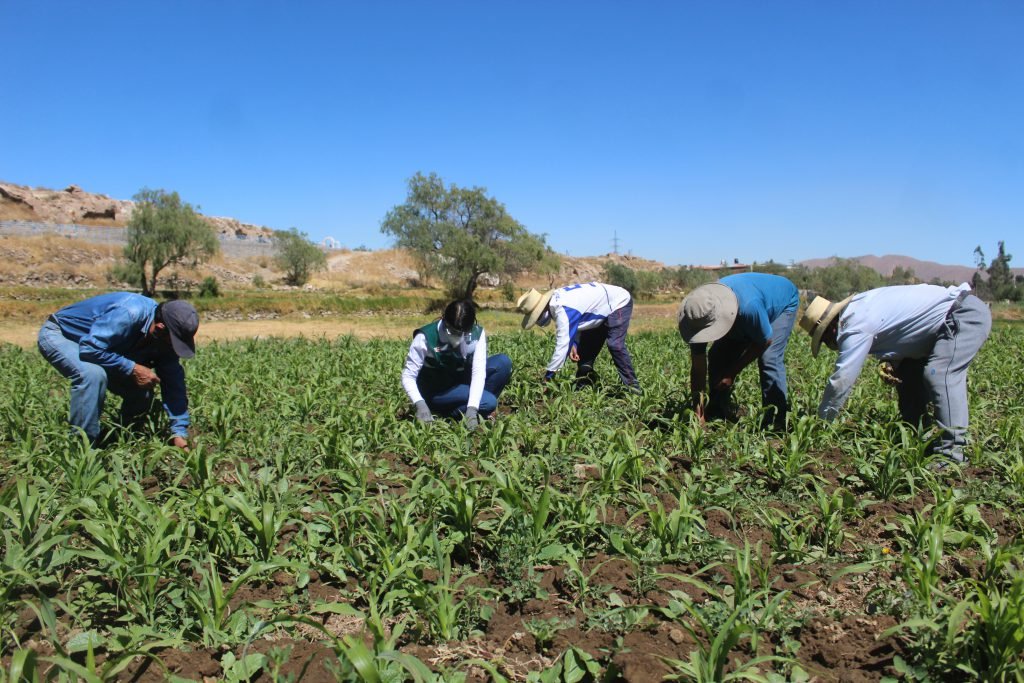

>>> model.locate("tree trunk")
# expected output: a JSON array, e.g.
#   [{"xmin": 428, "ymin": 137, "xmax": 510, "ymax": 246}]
[{"xmin": 463, "ymin": 271, "xmax": 481, "ymax": 300}]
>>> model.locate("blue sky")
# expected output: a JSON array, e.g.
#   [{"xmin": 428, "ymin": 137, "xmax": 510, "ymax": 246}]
[{"xmin": 2, "ymin": 1, "xmax": 1021, "ymax": 267}]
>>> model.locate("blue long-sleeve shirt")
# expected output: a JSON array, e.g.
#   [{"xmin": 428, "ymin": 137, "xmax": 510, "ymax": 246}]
[{"xmin": 50, "ymin": 292, "xmax": 190, "ymax": 436}]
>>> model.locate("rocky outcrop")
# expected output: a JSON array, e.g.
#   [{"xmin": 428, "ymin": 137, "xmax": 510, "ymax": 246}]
[
  {"xmin": 0, "ymin": 181, "xmax": 274, "ymax": 239},
  {"xmin": 0, "ymin": 182, "xmax": 134, "ymax": 225}
]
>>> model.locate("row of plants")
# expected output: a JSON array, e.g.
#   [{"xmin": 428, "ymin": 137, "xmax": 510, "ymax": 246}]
[{"xmin": 1, "ymin": 326, "xmax": 1022, "ymax": 680}]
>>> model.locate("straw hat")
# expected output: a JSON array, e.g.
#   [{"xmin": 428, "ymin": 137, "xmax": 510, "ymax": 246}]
[
  {"xmin": 799, "ymin": 295, "xmax": 854, "ymax": 357},
  {"xmin": 677, "ymin": 283, "xmax": 739, "ymax": 343},
  {"xmin": 516, "ymin": 288, "xmax": 555, "ymax": 329}
]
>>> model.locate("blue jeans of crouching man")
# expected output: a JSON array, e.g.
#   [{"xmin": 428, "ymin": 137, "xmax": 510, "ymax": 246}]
[
  {"xmin": 37, "ymin": 319, "xmax": 157, "ymax": 443},
  {"xmin": 708, "ymin": 307, "xmax": 796, "ymax": 429},
  {"xmin": 419, "ymin": 354, "xmax": 513, "ymax": 418},
  {"xmin": 892, "ymin": 294, "xmax": 991, "ymax": 462},
  {"xmin": 575, "ymin": 301, "xmax": 639, "ymax": 387}
]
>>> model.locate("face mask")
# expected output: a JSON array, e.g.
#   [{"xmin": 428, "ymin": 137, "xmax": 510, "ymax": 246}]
[
  {"xmin": 537, "ymin": 311, "xmax": 552, "ymax": 327},
  {"xmin": 440, "ymin": 322, "xmax": 469, "ymax": 346}
]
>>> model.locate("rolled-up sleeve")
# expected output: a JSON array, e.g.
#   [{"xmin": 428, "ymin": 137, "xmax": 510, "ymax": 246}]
[
  {"xmin": 818, "ymin": 330, "xmax": 874, "ymax": 420},
  {"xmin": 79, "ymin": 307, "xmax": 139, "ymax": 376},
  {"xmin": 155, "ymin": 357, "xmax": 190, "ymax": 437}
]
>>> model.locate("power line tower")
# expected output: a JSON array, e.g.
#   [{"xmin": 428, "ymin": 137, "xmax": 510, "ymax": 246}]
[{"xmin": 611, "ymin": 230, "xmax": 621, "ymax": 255}]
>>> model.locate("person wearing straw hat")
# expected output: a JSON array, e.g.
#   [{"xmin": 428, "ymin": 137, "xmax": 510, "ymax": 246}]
[
  {"xmin": 800, "ymin": 282, "xmax": 991, "ymax": 465},
  {"xmin": 37, "ymin": 292, "xmax": 199, "ymax": 448},
  {"xmin": 678, "ymin": 273, "xmax": 799, "ymax": 429},
  {"xmin": 517, "ymin": 282, "xmax": 641, "ymax": 392},
  {"xmin": 402, "ymin": 299, "xmax": 512, "ymax": 430}
]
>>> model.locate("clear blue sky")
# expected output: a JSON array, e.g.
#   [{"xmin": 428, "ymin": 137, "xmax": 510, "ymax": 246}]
[{"xmin": 3, "ymin": 1, "xmax": 1021, "ymax": 267}]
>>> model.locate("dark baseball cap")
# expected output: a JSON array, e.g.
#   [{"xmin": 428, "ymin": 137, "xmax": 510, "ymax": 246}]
[{"xmin": 161, "ymin": 300, "xmax": 199, "ymax": 358}]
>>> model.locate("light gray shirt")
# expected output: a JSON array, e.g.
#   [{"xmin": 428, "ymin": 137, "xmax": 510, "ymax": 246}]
[{"xmin": 819, "ymin": 283, "xmax": 971, "ymax": 420}]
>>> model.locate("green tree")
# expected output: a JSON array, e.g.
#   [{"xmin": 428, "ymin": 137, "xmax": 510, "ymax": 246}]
[
  {"xmin": 975, "ymin": 241, "xmax": 1022, "ymax": 302},
  {"xmin": 380, "ymin": 172, "xmax": 559, "ymax": 299},
  {"xmin": 115, "ymin": 189, "xmax": 219, "ymax": 297},
  {"xmin": 274, "ymin": 228, "xmax": 327, "ymax": 286},
  {"xmin": 807, "ymin": 257, "xmax": 884, "ymax": 300},
  {"xmin": 602, "ymin": 262, "xmax": 638, "ymax": 295}
]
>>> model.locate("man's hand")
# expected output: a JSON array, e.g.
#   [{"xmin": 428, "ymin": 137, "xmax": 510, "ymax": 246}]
[
  {"xmin": 170, "ymin": 435, "xmax": 189, "ymax": 450},
  {"xmin": 131, "ymin": 363, "xmax": 160, "ymax": 389},
  {"xmin": 569, "ymin": 346, "xmax": 580, "ymax": 362},
  {"xmin": 714, "ymin": 375, "xmax": 735, "ymax": 393},
  {"xmin": 465, "ymin": 407, "xmax": 480, "ymax": 431},
  {"xmin": 878, "ymin": 362, "xmax": 901, "ymax": 386},
  {"xmin": 414, "ymin": 400, "xmax": 434, "ymax": 423}
]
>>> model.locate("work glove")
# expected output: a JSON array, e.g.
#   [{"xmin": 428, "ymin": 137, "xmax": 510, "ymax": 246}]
[
  {"xmin": 414, "ymin": 400, "xmax": 433, "ymax": 423},
  {"xmin": 464, "ymin": 407, "xmax": 480, "ymax": 431}
]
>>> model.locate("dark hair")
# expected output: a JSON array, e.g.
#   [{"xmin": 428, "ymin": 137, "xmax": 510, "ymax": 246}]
[{"xmin": 443, "ymin": 300, "xmax": 477, "ymax": 333}]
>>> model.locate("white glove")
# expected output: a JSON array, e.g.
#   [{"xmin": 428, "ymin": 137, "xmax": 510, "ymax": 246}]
[{"xmin": 414, "ymin": 400, "xmax": 433, "ymax": 423}]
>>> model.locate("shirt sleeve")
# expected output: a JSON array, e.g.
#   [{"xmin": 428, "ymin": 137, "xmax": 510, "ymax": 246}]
[
  {"xmin": 818, "ymin": 328, "xmax": 874, "ymax": 420},
  {"xmin": 154, "ymin": 357, "xmax": 190, "ymax": 437},
  {"xmin": 545, "ymin": 306, "xmax": 572, "ymax": 374},
  {"xmin": 401, "ymin": 334, "xmax": 428, "ymax": 405},
  {"xmin": 467, "ymin": 330, "xmax": 487, "ymax": 410},
  {"xmin": 79, "ymin": 306, "xmax": 139, "ymax": 376},
  {"xmin": 753, "ymin": 308, "xmax": 773, "ymax": 345}
]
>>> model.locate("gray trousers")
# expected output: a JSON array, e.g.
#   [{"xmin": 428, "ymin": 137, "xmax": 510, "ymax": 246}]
[{"xmin": 894, "ymin": 294, "xmax": 991, "ymax": 461}]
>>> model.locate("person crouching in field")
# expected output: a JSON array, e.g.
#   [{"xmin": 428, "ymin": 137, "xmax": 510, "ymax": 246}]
[
  {"xmin": 801, "ymin": 283, "xmax": 991, "ymax": 466},
  {"xmin": 37, "ymin": 292, "xmax": 198, "ymax": 448},
  {"xmin": 517, "ymin": 282, "xmax": 642, "ymax": 393},
  {"xmin": 402, "ymin": 300, "xmax": 512, "ymax": 430},
  {"xmin": 678, "ymin": 273, "xmax": 799, "ymax": 430}
]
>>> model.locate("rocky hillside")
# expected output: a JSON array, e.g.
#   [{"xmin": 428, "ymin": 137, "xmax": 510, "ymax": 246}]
[{"xmin": 0, "ymin": 181, "xmax": 273, "ymax": 240}]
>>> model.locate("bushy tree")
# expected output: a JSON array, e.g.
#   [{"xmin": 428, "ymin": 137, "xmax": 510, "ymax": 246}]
[
  {"xmin": 114, "ymin": 189, "xmax": 219, "ymax": 296},
  {"xmin": 602, "ymin": 262, "xmax": 638, "ymax": 295},
  {"xmin": 800, "ymin": 257, "xmax": 884, "ymax": 300},
  {"xmin": 381, "ymin": 172, "xmax": 559, "ymax": 299},
  {"xmin": 274, "ymin": 228, "xmax": 327, "ymax": 286},
  {"xmin": 973, "ymin": 242, "xmax": 1023, "ymax": 302}
]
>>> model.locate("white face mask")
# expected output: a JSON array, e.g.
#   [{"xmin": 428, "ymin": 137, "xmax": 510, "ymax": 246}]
[{"xmin": 439, "ymin": 322, "xmax": 469, "ymax": 347}]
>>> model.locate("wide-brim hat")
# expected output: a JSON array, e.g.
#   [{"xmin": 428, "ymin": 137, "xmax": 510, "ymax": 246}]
[
  {"xmin": 677, "ymin": 283, "xmax": 739, "ymax": 343},
  {"xmin": 516, "ymin": 288, "xmax": 554, "ymax": 329},
  {"xmin": 799, "ymin": 295, "xmax": 853, "ymax": 357},
  {"xmin": 162, "ymin": 300, "xmax": 199, "ymax": 359}
]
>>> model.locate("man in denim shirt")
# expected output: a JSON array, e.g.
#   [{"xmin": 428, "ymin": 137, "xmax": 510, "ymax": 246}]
[{"xmin": 37, "ymin": 292, "xmax": 198, "ymax": 448}]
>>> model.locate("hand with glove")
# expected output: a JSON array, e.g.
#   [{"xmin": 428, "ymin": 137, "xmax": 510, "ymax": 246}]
[
  {"xmin": 464, "ymin": 407, "xmax": 480, "ymax": 431},
  {"xmin": 414, "ymin": 400, "xmax": 434, "ymax": 423}
]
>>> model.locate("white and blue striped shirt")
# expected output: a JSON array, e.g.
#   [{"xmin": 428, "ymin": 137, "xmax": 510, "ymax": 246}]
[{"xmin": 545, "ymin": 282, "xmax": 632, "ymax": 373}]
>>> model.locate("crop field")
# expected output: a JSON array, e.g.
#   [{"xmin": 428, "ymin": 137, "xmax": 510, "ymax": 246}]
[{"xmin": 1, "ymin": 325, "xmax": 1023, "ymax": 682}]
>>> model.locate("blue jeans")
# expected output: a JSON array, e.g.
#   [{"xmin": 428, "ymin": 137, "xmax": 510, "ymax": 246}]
[
  {"xmin": 37, "ymin": 320, "xmax": 155, "ymax": 443},
  {"xmin": 575, "ymin": 301, "xmax": 639, "ymax": 386},
  {"xmin": 709, "ymin": 308, "xmax": 796, "ymax": 428},
  {"xmin": 893, "ymin": 295, "xmax": 991, "ymax": 461},
  {"xmin": 420, "ymin": 354, "xmax": 513, "ymax": 418}
]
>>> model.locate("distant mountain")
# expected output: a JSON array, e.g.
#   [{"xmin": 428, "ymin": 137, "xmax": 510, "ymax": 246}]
[{"xmin": 797, "ymin": 254, "xmax": 1024, "ymax": 284}]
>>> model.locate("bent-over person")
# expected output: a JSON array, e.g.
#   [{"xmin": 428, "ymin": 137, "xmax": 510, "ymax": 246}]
[{"xmin": 800, "ymin": 282, "xmax": 991, "ymax": 465}]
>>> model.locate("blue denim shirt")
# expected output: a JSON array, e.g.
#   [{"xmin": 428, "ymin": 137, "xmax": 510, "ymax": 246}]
[{"xmin": 51, "ymin": 292, "xmax": 190, "ymax": 437}]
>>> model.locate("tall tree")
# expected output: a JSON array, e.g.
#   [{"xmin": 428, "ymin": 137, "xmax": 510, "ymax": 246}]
[
  {"xmin": 274, "ymin": 227, "xmax": 327, "ymax": 286},
  {"xmin": 381, "ymin": 172, "xmax": 559, "ymax": 299},
  {"xmin": 115, "ymin": 189, "xmax": 219, "ymax": 296}
]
